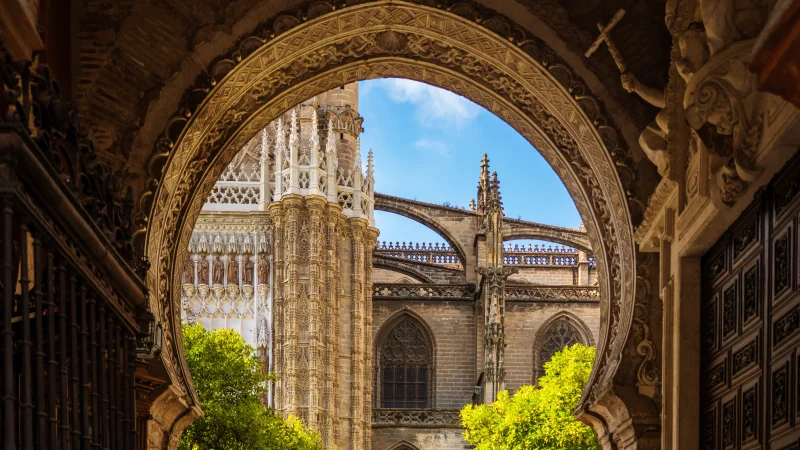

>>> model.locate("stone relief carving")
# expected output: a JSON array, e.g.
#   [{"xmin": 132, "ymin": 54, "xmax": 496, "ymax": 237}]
[
  {"xmin": 620, "ymin": 25, "xmax": 709, "ymax": 177},
  {"xmin": 684, "ymin": 40, "xmax": 763, "ymax": 206}
]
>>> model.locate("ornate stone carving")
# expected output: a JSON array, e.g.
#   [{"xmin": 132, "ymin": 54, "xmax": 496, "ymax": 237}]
[
  {"xmin": 372, "ymin": 409, "xmax": 461, "ymax": 428},
  {"xmin": 684, "ymin": 40, "xmax": 763, "ymax": 206},
  {"xmin": 633, "ymin": 254, "xmax": 661, "ymax": 390},
  {"xmin": 138, "ymin": 2, "xmax": 641, "ymax": 439},
  {"xmin": 373, "ymin": 283, "xmax": 475, "ymax": 300}
]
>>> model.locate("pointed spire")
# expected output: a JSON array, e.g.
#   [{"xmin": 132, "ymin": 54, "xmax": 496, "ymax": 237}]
[
  {"xmin": 489, "ymin": 171, "xmax": 504, "ymax": 215},
  {"xmin": 260, "ymin": 127, "xmax": 269, "ymax": 161},
  {"xmin": 367, "ymin": 149, "xmax": 374, "ymax": 178},
  {"xmin": 477, "ymin": 153, "xmax": 491, "ymax": 214},
  {"xmin": 275, "ymin": 118, "xmax": 285, "ymax": 149},
  {"xmin": 310, "ymin": 105, "xmax": 319, "ymax": 147},
  {"xmin": 325, "ymin": 118, "xmax": 338, "ymax": 167},
  {"xmin": 289, "ymin": 108, "xmax": 298, "ymax": 145},
  {"xmin": 354, "ymin": 136, "xmax": 362, "ymax": 170}
]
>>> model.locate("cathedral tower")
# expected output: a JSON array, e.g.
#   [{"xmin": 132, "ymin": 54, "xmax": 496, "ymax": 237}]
[
  {"xmin": 270, "ymin": 82, "xmax": 377, "ymax": 449},
  {"xmin": 184, "ymin": 82, "xmax": 378, "ymax": 449}
]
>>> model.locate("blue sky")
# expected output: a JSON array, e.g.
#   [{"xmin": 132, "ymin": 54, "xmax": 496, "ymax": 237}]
[{"xmin": 359, "ymin": 79, "xmax": 581, "ymax": 245}]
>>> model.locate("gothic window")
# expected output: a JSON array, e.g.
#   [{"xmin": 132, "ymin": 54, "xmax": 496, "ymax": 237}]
[
  {"xmin": 534, "ymin": 316, "xmax": 586, "ymax": 383},
  {"xmin": 379, "ymin": 315, "xmax": 433, "ymax": 409}
]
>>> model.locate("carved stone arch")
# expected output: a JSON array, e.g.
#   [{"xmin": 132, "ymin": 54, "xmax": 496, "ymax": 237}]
[
  {"xmin": 373, "ymin": 200, "xmax": 470, "ymax": 267},
  {"xmin": 501, "ymin": 219, "xmax": 593, "ymax": 253},
  {"xmin": 533, "ymin": 311, "xmax": 595, "ymax": 384},
  {"xmin": 502, "ymin": 234, "xmax": 590, "ymax": 253},
  {"xmin": 136, "ymin": 1, "xmax": 649, "ymax": 446},
  {"xmin": 373, "ymin": 256, "xmax": 435, "ymax": 283},
  {"xmin": 387, "ymin": 441, "xmax": 420, "ymax": 450},
  {"xmin": 374, "ymin": 309, "xmax": 437, "ymax": 409}
]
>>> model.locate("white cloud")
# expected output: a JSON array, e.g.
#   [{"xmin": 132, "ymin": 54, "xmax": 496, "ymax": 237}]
[
  {"xmin": 414, "ymin": 139, "xmax": 452, "ymax": 157},
  {"xmin": 376, "ymin": 78, "xmax": 480, "ymax": 128}
]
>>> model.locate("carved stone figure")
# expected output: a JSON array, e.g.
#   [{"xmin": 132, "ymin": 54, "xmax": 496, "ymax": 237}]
[
  {"xmin": 197, "ymin": 258, "xmax": 209, "ymax": 285},
  {"xmin": 699, "ymin": 0, "xmax": 766, "ymax": 56},
  {"xmin": 620, "ymin": 25, "xmax": 709, "ymax": 176},
  {"xmin": 226, "ymin": 258, "xmax": 238, "ymax": 285},
  {"xmin": 212, "ymin": 256, "xmax": 224, "ymax": 285},
  {"xmin": 258, "ymin": 260, "xmax": 269, "ymax": 285},
  {"xmin": 243, "ymin": 258, "xmax": 254, "ymax": 285},
  {"xmin": 183, "ymin": 258, "xmax": 194, "ymax": 284}
]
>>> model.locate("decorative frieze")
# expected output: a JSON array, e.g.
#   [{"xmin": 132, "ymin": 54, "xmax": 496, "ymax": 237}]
[{"xmin": 371, "ymin": 409, "xmax": 461, "ymax": 428}]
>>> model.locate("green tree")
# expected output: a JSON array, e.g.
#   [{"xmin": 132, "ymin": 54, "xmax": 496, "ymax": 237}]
[
  {"xmin": 460, "ymin": 343, "xmax": 600, "ymax": 450},
  {"xmin": 179, "ymin": 323, "xmax": 322, "ymax": 450}
]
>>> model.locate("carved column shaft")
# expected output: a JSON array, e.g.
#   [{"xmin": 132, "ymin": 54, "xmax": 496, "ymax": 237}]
[{"xmin": 349, "ymin": 219, "xmax": 365, "ymax": 449}]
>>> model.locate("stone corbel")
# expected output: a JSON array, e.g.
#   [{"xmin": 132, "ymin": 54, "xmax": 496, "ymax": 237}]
[{"xmin": 684, "ymin": 40, "xmax": 763, "ymax": 206}]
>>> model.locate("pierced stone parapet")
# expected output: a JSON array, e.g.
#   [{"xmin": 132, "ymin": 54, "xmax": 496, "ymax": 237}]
[
  {"xmin": 373, "ymin": 283, "xmax": 476, "ymax": 300},
  {"xmin": 371, "ymin": 409, "xmax": 461, "ymax": 428},
  {"xmin": 504, "ymin": 285, "xmax": 600, "ymax": 302}
]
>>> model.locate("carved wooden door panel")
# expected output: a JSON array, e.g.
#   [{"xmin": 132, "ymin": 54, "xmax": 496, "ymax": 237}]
[{"xmin": 701, "ymin": 155, "xmax": 800, "ymax": 450}]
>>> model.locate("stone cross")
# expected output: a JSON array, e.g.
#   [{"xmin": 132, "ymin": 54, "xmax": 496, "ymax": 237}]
[{"xmin": 584, "ymin": 8, "xmax": 627, "ymax": 72}]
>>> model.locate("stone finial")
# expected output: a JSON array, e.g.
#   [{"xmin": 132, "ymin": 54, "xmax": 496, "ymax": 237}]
[
  {"xmin": 477, "ymin": 153, "xmax": 491, "ymax": 214},
  {"xmin": 326, "ymin": 118, "xmax": 338, "ymax": 166},
  {"xmin": 260, "ymin": 128, "xmax": 269, "ymax": 161},
  {"xmin": 469, "ymin": 198, "xmax": 476, "ymax": 212},
  {"xmin": 275, "ymin": 118, "xmax": 285, "ymax": 150},
  {"xmin": 289, "ymin": 108, "xmax": 298, "ymax": 145},
  {"xmin": 489, "ymin": 171, "xmax": 504, "ymax": 215},
  {"xmin": 367, "ymin": 149, "xmax": 374, "ymax": 177},
  {"xmin": 354, "ymin": 135, "xmax": 363, "ymax": 169},
  {"xmin": 310, "ymin": 106, "xmax": 320, "ymax": 148}
]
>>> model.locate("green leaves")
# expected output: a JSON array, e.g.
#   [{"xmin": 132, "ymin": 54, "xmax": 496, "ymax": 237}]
[
  {"xmin": 179, "ymin": 323, "xmax": 322, "ymax": 450},
  {"xmin": 460, "ymin": 343, "xmax": 601, "ymax": 450}
]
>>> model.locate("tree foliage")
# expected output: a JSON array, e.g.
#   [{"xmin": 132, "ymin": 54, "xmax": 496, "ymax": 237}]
[
  {"xmin": 179, "ymin": 323, "xmax": 322, "ymax": 450},
  {"xmin": 460, "ymin": 343, "xmax": 600, "ymax": 450}
]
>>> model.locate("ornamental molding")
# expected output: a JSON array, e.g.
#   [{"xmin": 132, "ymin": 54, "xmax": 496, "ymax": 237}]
[
  {"xmin": 684, "ymin": 40, "xmax": 763, "ymax": 206},
  {"xmin": 371, "ymin": 409, "xmax": 461, "ymax": 428},
  {"xmin": 505, "ymin": 285, "xmax": 601, "ymax": 301},
  {"xmin": 373, "ymin": 283, "xmax": 476, "ymax": 300},
  {"xmin": 634, "ymin": 177, "xmax": 677, "ymax": 246},
  {"xmin": 139, "ymin": 0, "xmax": 640, "ymax": 419}
]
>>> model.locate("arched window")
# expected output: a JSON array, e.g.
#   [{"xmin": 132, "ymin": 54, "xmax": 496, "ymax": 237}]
[
  {"xmin": 533, "ymin": 314, "xmax": 591, "ymax": 383},
  {"xmin": 378, "ymin": 315, "xmax": 433, "ymax": 409},
  {"xmin": 388, "ymin": 442, "xmax": 420, "ymax": 450}
]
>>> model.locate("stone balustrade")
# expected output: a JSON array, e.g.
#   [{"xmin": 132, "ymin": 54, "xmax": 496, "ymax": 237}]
[{"xmin": 375, "ymin": 240, "xmax": 596, "ymax": 268}]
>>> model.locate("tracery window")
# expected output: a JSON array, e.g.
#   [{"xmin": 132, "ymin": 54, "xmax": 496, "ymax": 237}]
[
  {"xmin": 379, "ymin": 316, "xmax": 433, "ymax": 409},
  {"xmin": 534, "ymin": 317, "xmax": 584, "ymax": 383}
]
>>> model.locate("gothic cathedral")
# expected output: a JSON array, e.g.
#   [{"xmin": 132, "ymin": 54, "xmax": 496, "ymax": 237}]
[{"xmin": 182, "ymin": 83, "xmax": 601, "ymax": 449}]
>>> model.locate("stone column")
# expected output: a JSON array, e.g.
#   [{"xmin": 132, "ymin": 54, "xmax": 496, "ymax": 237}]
[
  {"xmin": 307, "ymin": 197, "xmax": 326, "ymax": 431},
  {"xmin": 325, "ymin": 204, "xmax": 343, "ymax": 446}
]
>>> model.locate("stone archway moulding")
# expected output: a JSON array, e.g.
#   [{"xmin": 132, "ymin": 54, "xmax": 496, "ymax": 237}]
[{"xmin": 138, "ymin": 1, "xmax": 645, "ymax": 445}]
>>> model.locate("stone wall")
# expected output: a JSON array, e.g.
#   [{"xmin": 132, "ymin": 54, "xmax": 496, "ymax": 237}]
[
  {"xmin": 504, "ymin": 302, "xmax": 600, "ymax": 392},
  {"xmin": 372, "ymin": 428, "xmax": 468, "ymax": 450},
  {"xmin": 371, "ymin": 297, "xmax": 600, "ymax": 449},
  {"xmin": 509, "ymin": 266, "xmax": 576, "ymax": 285}
]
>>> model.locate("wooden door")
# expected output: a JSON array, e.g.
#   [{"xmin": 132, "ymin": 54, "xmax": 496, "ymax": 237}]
[{"xmin": 701, "ymin": 155, "xmax": 800, "ymax": 449}]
